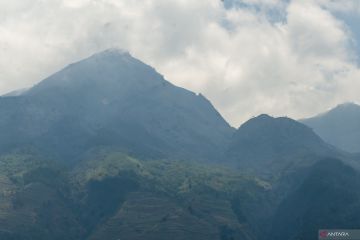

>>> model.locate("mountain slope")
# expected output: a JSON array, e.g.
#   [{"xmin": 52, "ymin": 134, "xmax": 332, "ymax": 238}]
[
  {"xmin": 227, "ymin": 114, "xmax": 337, "ymax": 175},
  {"xmin": 69, "ymin": 151, "xmax": 263, "ymax": 240},
  {"xmin": 0, "ymin": 149, "xmax": 266, "ymax": 240},
  {"xmin": 302, "ymin": 103, "xmax": 360, "ymax": 153},
  {"xmin": 269, "ymin": 158, "xmax": 360, "ymax": 240},
  {"xmin": 0, "ymin": 49, "xmax": 233, "ymax": 163},
  {"xmin": 0, "ymin": 152, "xmax": 85, "ymax": 240}
]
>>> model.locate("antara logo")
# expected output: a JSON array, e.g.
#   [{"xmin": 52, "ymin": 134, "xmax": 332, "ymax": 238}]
[
  {"xmin": 319, "ymin": 231, "xmax": 328, "ymax": 238},
  {"xmin": 328, "ymin": 232, "xmax": 350, "ymax": 237},
  {"xmin": 319, "ymin": 230, "xmax": 350, "ymax": 238}
]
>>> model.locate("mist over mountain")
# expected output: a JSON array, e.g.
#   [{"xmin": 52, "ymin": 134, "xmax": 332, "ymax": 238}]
[
  {"xmin": 2, "ymin": 88, "xmax": 29, "ymax": 97},
  {"xmin": 0, "ymin": 49, "xmax": 233, "ymax": 163},
  {"xmin": 302, "ymin": 103, "xmax": 360, "ymax": 153}
]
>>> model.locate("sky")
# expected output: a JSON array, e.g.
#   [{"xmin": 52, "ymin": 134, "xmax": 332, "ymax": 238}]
[{"xmin": 0, "ymin": 0, "xmax": 360, "ymax": 127}]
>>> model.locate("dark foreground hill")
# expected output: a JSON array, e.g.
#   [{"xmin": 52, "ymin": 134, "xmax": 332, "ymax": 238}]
[
  {"xmin": 0, "ymin": 150, "xmax": 265, "ymax": 240},
  {"xmin": 1, "ymin": 150, "xmax": 359, "ymax": 240},
  {"xmin": 269, "ymin": 158, "xmax": 360, "ymax": 240}
]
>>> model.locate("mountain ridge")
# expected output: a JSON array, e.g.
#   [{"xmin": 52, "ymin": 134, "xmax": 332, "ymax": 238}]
[{"xmin": 302, "ymin": 102, "xmax": 360, "ymax": 153}]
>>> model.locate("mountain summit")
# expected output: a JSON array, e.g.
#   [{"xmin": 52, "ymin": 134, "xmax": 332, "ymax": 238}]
[
  {"xmin": 0, "ymin": 49, "xmax": 233, "ymax": 162},
  {"xmin": 27, "ymin": 49, "xmax": 152, "ymax": 96},
  {"xmin": 302, "ymin": 102, "xmax": 360, "ymax": 153},
  {"xmin": 227, "ymin": 114, "xmax": 334, "ymax": 174}
]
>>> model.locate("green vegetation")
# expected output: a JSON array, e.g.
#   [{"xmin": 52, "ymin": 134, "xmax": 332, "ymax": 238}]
[
  {"xmin": 72, "ymin": 150, "xmax": 268, "ymax": 197},
  {"xmin": 0, "ymin": 149, "xmax": 273, "ymax": 240}
]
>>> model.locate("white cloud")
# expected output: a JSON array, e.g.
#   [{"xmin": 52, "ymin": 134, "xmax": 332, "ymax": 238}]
[{"xmin": 0, "ymin": 0, "xmax": 359, "ymax": 126}]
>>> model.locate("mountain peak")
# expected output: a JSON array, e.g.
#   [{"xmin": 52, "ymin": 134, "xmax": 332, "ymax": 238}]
[
  {"xmin": 227, "ymin": 114, "xmax": 332, "ymax": 171},
  {"xmin": 301, "ymin": 102, "xmax": 360, "ymax": 153},
  {"xmin": 236, "ymin": 114, "xmax": 319, "ymax": 141},
  {"xmin": 81, "ymin": 48, "xmax": 139, "ymax": 67},
  {"xmin": 337, "ymin": 102, "xmax": 359, "ymax": 107},
  {"xmin": 26, "ymin": 48, "xmax": 160, "ymax": 96},
  {"xmin": 255, "ymin": 114, "xmax": 273, "ymax": 120},
  {"xmin": 91, "ymin": 48, "xmax": 131, "ymax": 59},
  {"xmin": 240, "ymin": 114, "xmax": 294, "ymax": 129},
  {"xmin": 333, "ymin": 102, "xmax": 360, "ymax": 112}
]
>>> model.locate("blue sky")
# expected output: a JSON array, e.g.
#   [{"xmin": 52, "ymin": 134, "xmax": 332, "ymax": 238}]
[
  {"xmin": 224, "ymin": 0, "xmax": 360, "ymax": 61},
  {"xmin": 336, "ymin": 12, "xmax": 360, "ymax": 63},
  {"xmin": 0, "ymin": 0, "xmax": 359, "ymax": 126}
]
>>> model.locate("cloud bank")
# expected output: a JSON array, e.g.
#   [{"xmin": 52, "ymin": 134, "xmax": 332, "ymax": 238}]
[{"xmin": 0, "ymin": 0, "xmax": 359, "ymax": 126}]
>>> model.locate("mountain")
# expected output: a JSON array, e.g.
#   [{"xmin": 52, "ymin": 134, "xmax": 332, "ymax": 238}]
[
  {"xmin": 0, "ymin": 49, "xmax": 359, "ymax": 240},
  {"xmin": 0, "ymin": 49, "xmax": 233, "ymax": 163},
  {"xmin": 227, "ymin": 114, "xmax": 337, "ymax": 175},
  {"xmin": 302, "ymin": 102, "xmax": 360, "ymax": 153},
  {"xmin": 269, "ymin": 158, "xmax": 360, "ymax": 240}
]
